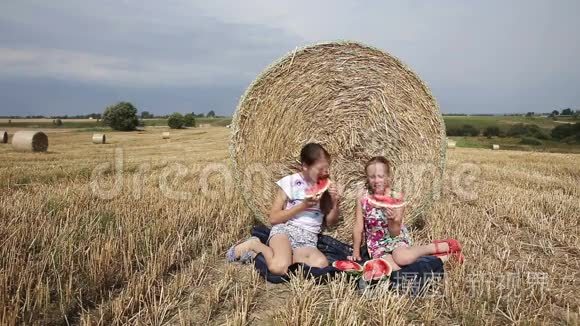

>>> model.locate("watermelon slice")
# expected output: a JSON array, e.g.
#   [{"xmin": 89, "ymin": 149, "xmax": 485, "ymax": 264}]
[
  {"xmin": 305, "ymin": 177, "xmax": 331, "ymax": 200},
  {"xmin": 332, "ymin": 260, "xmax": 363, "ymax": 273},
  {"xmin": 368, "ymin": 191, "xmax": 406, "ymax": 209},
  {"xmin": 362, "ymin": 258, "xmax": 393, "ymax": 282}
]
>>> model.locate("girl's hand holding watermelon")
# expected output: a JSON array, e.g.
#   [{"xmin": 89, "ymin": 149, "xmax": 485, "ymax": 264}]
[
  {"xmin": 347, "ymin": 250, "xmax": 362, "ymax": 262},
  {"xmin": 301, "ymin": 195, "xmax": 320, "ymax": 208},
  {"xmin": 384, "ymin": 206, "xmax": 404, "ymax": 223}
]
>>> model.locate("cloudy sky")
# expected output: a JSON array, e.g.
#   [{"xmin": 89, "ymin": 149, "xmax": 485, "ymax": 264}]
[{"xmin": 1, "ymin": 0, "xmax": 579, "ymax": 116}]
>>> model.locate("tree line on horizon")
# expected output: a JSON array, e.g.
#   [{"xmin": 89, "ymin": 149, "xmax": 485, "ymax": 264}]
[
  {"xmin": 4, "ymin": 105, "xmax": 578, "ymax": 120},
  {"xmin": 0, "ymin": 107, "xmax": 223, "ymax": 120},
  {"xmin": 1, "ymin": 101, "xmax": 228, "ymax": 131},
  {"xmin": 100, "ymin": 102, "xmax": 222, "ymax": 131},
  {"xmin": 443, "ymin": 107, "xmax": 579, "ymax": 117}
]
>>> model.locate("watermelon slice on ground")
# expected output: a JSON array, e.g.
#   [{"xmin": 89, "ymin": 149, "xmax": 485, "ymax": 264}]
[
  {"xmin": 362, "ymin": 258, "xmax": 393, "ymax": 282},
  {"xmin": 332, "ymin": 260, "xmax": 363, "ymax": 273},
  {"xmin": 305, "ymin": 177, "xmax": 331, "ymax": 199},
  {"xmin": 368, "ymin": 191, "xmax": 406, "ymax": 209}
]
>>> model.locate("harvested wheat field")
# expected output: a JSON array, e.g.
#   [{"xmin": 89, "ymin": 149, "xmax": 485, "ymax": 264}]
[{"xmin": 0, "ymin": 127, "xmax": 579, "ymax": 325}]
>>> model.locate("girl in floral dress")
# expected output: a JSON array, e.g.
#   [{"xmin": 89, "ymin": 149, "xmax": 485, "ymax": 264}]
[{"xmin": 348, "ymin": 156, "xmax": 464, "ymax": 270}]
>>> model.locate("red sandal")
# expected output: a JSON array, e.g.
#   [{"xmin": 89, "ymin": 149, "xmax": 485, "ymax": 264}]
[{"xmin": 432, "ymin": 238, "xmax": 464, "ymax": 263}]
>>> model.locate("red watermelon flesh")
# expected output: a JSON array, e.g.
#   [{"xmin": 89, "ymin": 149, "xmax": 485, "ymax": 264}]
[
  {"xmin": 305, "ymin": 177, "xmax": 330, "ymax": 199},
  {"xmin": 332, "ymin": 260, "xmax": 363, "ymax": 272},
  {"xmin": 368, "ymin": 192, "xmax": 406, "ymax": 209},
  {"xmin": 362, "ymin": 258, "xmax": 393, "ymax": 282}
]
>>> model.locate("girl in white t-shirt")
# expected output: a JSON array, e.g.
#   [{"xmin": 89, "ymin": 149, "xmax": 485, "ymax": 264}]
[{"xmin": 226, "ymin": 143, "xmax": 340, "ymax": 275}]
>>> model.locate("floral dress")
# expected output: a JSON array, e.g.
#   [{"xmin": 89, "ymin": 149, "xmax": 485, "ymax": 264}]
[{"xmin": 361, "ymin": 192, "xmax": 413, "ymax": 259}]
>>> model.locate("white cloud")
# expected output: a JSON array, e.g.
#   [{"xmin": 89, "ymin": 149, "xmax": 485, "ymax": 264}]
[
  {"xmin": 0, "ymin": 0, "xmax": 579, "ymax": 114},
  {"xmin": 0, "ymin": 47, "xmax": 265, "ymax": 87}
]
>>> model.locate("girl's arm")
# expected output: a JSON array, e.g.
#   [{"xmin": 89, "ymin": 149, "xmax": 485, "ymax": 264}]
[
  {"xmin": 325, "ymin": 203, "xmax": 340, "ymax": 227},
  {"xmin": 350, "ymin": 197, "xmax": 364, "ymax": 261},
  {"xmin": 392, "ymin": 205, "xmax": 405, "ymax": 222},
  {"xmin": 324, "ymin": 182, "xmax": 341, "ymax": 227},
  {"xmin": 386, "ymin": 205, "xmax": 405, "ymax": 236},
  {"xmin": 269, "ymin": 188, "xmax": 313, "ymax": 225}
]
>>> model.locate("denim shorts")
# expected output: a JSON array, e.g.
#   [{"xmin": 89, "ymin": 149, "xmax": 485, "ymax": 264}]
[{"xmin": 268, "ymin": 222, "xmax": 318, "ymax": 249}]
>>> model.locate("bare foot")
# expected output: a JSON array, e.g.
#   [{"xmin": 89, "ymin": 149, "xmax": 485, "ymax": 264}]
[
  {"xmin": 436, "ymin": 254, "xmax": 449, "ymax": 263},
  {"xmin": 234, "ymin": 238, "xmax": 260, "ymax": 258}
]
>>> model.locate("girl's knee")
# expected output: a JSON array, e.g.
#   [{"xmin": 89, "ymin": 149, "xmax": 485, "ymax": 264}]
[
  {"xmin": 268, "ymin": 259, "xmax": 290, "ymax": 275},
  {"xmin": 391, "ymin": 248, "xmax": 410, "ymax": 266},
  {"xmin": 310, "ymin": 255, "xmax": 328, "ymax": 268}
]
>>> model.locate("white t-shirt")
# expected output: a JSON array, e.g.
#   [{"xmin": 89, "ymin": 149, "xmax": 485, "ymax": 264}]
[{"xmin": 276, "ymin": 173, "xmax": 324, "ymax": 233}]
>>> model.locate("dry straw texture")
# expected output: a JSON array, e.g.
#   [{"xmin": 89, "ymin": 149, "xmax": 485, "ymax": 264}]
[
  {"xmin": 230, "ymin": 41, "xmax": 446, "ymax": 233},
  {"xmin": 0, "ymin": 128, "xmax": 578, "ymax": 324},
  {"xmin": 11, "ymin": 130, "xmax": 48, "ymax": 152},
  {"xmin": 92, "ymin": 133, "xmax": 106, "ymax": 144},
  {"xmin": 1, "ymin": 131, "xmax": 7, "ymax": 144}
]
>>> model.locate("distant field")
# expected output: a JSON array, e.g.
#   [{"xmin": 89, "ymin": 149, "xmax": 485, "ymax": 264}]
[
  {"xmin": 443, "ymin": 115, "xmax": 577, "ymax": 131},
  {"xmin": 2, "ymin": 116, "xmax": 578, "ymax": 153},
  {"xmin": 443, "ymin": 115, "xmax": 580, "ymax": 153},
  {"xmin": 448, "ymin": 136, "xmax": 580, "ymax": 153},
  {"xmin": 2, "ymin": 115, "xmax": 574, "ymax": 130}
]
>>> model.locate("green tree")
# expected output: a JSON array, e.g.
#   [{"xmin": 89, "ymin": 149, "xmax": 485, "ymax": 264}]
[
  {"xmin": 483, "ymin": 126, "xmax": 501, "ymax": 138},
  {"xmin": 519, "ymin": 137, "xmax": 543, "ymax": 146},
  {"xmin": 551, "ymin": 110, "xmax": 560, "ymax": 116},
  {"xmin": 507, "ymin": 123, "xmax": 548, "ymax": 140},
  {"xmin": 206, "ymin": 110, "xmax": 216, "ymax": 118},
  {"xmin": 462, "ymin": 124, "xmax": 480, "ymax": 136},
  {"xmin": 141, "ymin": 111, "xmax": 153, "ymax": 119},
  {"xmin": 561, "ymin": 108, "xmax": 573, "ymax": 116},
  {"xmin": 167, "ymin": 112, "xmax": 185, "ymax": 129},
  {"xmin": 551, "ymin": 122, "xmax": 580, "ymax": 140},
  {"xmin": 446, "ymin": 124, "xmax": 480, "ymax": 137},
  {"xmin": 102, "ymin": 102, "xmax": 139, "ymax": 131},
  {"xmin": 183, "ymin": 113, "xmax": 196, "ymax": 127}
]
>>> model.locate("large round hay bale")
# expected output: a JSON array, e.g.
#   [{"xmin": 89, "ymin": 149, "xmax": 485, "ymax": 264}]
[
  {"xmin": 492, "ymin": 144, "xmax": 500, "ymax": 150},
  {"xmin": 230, "ymin": 41, "xmax": 446, "ymax": 237},
  {"xmin": 92, "ymin": 133, "xmax": 106, "ymax": 144},
  {"xmin": 0, "ymin": 131, "xmax": 7, "ymax": 143},
  {"xmin": 162, "ymin": 132, "xmax": 170, "ymax": 139},
  {"xmin": 12, "ymin": 131, "xmax": 48, "ymax": 152}
]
